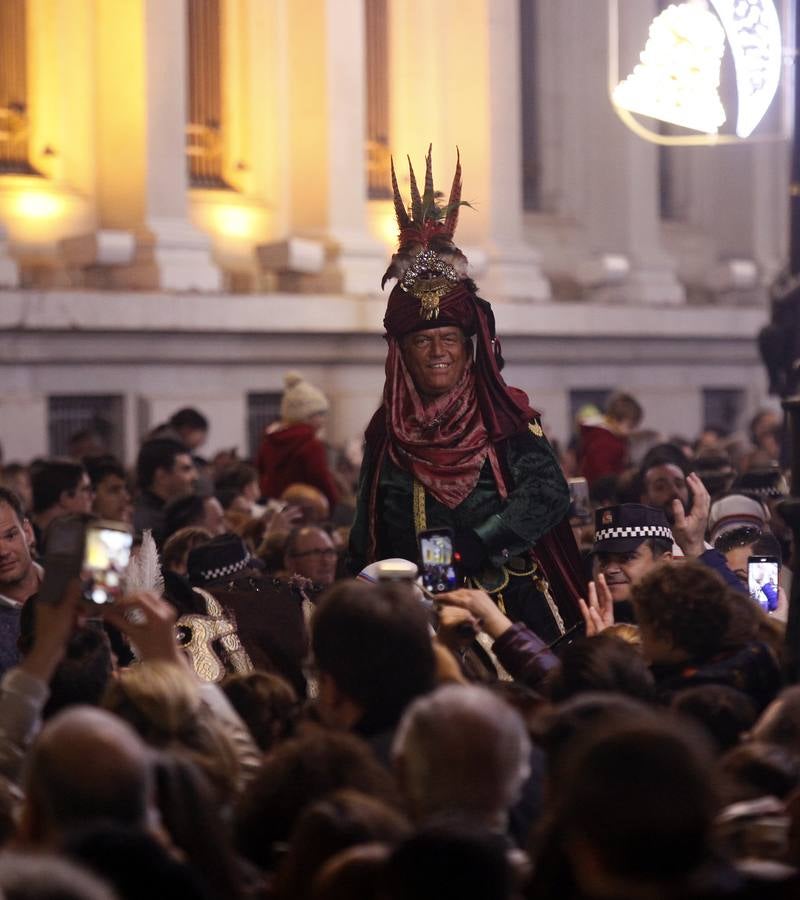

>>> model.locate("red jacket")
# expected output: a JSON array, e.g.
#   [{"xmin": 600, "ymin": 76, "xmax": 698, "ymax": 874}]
[
  {"xmin": 256, "ymin": 423, "xmax": 339, "ymax": 508},
  {"xmin": 579, "ymin": 422, "xmax": 629, "ymax": 486}
]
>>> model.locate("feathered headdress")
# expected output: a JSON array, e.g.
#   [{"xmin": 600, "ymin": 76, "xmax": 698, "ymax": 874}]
[{"xmin": 381, "ymin": 145, "xmax": 472, "ymax": 320}]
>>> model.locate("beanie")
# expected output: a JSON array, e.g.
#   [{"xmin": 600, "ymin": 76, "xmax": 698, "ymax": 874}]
[{"xmin": 280, "ymin": 371, "xmax": 329, "ymax": 424}]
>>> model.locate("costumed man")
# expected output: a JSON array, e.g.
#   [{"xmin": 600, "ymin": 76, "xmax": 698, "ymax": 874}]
[{"xmin": 349, "ymin": 147, "xmax": 585, "ymax": 644}]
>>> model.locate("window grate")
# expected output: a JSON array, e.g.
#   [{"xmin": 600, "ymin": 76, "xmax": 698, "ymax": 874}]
[
  {"xmin": 47, "ymin": 395, "xmax": 124, "ymax": 460},
  {"xmin": 186, "ymin": 0, "xmax": 230, "ymax": 188},
  {"xmin": 247, "ymin": 392, "xmax": 282, "ymax": 462},
  {"xmin": 702, "ymin": 388, "xmax": 744, "ymax": 434},
  {"xmin": 0, "ymin": 0, "xmax": 36, "ymax": 175},
  {"xmin": 365, "ymin": 0, "xmax": 391, "ymax": 199}
]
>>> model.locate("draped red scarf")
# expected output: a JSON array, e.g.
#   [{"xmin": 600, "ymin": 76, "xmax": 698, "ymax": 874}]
[{"xmin": 385, "ymin": 341, "xmax": 505, "ymax": 508}]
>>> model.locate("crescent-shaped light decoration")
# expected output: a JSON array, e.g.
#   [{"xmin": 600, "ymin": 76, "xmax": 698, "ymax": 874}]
[{"xmin": 708, "ymin": 0, "xmax": 782, "ymax": 137}]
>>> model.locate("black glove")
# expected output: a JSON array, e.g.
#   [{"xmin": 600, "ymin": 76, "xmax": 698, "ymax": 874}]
[{"xmin": 454, "ymin": 528, "xmax": 487, "ymax": 575}]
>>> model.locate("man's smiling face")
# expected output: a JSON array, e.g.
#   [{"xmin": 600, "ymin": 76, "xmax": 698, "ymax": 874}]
[
  {"xmin": 593, "ymin": 542, "xmax": 661, "ymax": 603},
  {"xmin": 401, "ymin": 326, "xmax": 469, "ymax": 401}
]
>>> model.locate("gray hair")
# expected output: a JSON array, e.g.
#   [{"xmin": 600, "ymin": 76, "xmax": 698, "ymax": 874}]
[{"xmin": 392, "ymin": 684, "xmax": 531, "ymax": 827}]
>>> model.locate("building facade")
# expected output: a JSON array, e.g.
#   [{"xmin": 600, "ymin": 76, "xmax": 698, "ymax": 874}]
[{"xmin": 0, "ymin": 0, "xmax": 787, "ymax": 462}]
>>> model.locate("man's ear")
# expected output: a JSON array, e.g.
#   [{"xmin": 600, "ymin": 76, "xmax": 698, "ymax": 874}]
[
  {"xmin": 662, "ymin": 551, "xmax": 673, "ymax": 561},
  {"xmin": 22, "ymin": 519, "xmax": 35, "ymax": 550}
]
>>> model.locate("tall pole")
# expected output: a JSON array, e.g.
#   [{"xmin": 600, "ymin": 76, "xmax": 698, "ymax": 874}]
[{"xmin": 773, "ymin": 1, "xmax": 800, "ymax": 682}]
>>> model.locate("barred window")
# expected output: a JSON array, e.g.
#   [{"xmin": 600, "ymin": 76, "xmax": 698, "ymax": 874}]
[
  {"xmin": 48, "ymin": 395, "xmax": 124, "ymax": 459},
  {"xmin": 703, "ymin": 388, "xmax": 744, "ymax": 434},
  {"xmin": 365, "ymin": 0, "xmax": 391, "ymax": 199},
  {"xmin": 186, "ymin": 0, "xmax": 229, "ymax": 188},
  {"xmin": 247, "ymin": 392, "xmax": 282, "ymax": 461},
  {"xmin": 0, "ymin": 0, "xmax": 35, "ymax": 175}
]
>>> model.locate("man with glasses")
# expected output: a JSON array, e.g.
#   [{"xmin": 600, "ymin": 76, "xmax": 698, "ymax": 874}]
[{"xmin": 284, "ymin": 526, "xmax": 338, "ymax": 589}]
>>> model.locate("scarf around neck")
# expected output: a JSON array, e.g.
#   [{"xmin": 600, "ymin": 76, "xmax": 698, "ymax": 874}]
[{"xmin": 385, "ymin": 341, "xmax": 505, "ymax": 508}]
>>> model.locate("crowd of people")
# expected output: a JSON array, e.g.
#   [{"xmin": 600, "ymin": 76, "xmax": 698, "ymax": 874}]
[
  {"xmin": 0, "ymin": 149, "xmax": 799, "ymax": 899},
  {"xmin": 0, "ymin": 382, "xmax": 796, "ymax": 899}
]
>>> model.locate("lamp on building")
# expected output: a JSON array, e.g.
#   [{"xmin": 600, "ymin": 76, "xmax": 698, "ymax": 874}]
[{"xmin": 15, "ymin": 191, "xmax": 63, "ymax": 220}]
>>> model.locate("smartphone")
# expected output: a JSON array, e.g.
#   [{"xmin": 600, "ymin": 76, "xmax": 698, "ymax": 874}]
[
  {"xmin": 418, "ymin": 528, "xmax": 459, "ymax": 594},
  {"xmin": 748, "ymin": 555, "xmax": 780, "ymax": 613},
  {"xmin": 38, "ymin": 515, "xmax": 90, "ymax": 605},
  {"xmin": 568, "ymin": 477, "xmax": 592, "ymax": 524},
  {"xmin": 82, "ymin": 521, "xmax": 133, "ymax": 605}
]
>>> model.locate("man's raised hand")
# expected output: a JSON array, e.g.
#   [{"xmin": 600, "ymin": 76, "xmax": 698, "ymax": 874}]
[
  {"xmin": 577, "ymin": 574, "xmax": 614, "ymax": 637},
  {"xmin": 671, "ymin": 472, "xmax": 710, "ymax": 559}
]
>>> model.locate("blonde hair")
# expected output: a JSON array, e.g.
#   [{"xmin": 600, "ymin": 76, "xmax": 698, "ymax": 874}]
[
  {"xmin": 103, "ymin": 661, "xmax": 240, "ymax": 798},
  {"xmin": 603, "ymin": 623, "xmax": 642, "ymax": 647}
]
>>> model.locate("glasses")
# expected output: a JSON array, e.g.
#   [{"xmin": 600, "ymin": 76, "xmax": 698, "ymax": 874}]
[{"xmin": 290, "ymin": 548, "xmax": 338, "ymax": 559}]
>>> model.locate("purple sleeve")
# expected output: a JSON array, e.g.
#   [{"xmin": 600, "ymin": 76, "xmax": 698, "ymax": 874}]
[
  {"xmin": 698, "ymin": 548, "xmax": 748, "ymax": 595},
  {"xmin": 492, "ymin": 622, "xmax": 560, "ymax": 688}
]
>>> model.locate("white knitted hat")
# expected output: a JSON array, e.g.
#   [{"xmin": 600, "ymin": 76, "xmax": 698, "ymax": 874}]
[{"xmin": 280, "ymin": 371, "xmax": 329, "ymax": 423}]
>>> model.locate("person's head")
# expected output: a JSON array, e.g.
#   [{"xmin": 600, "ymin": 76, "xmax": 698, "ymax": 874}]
[
  {"xmin": 708, "ymin": 493, "xmax": 768, "ymax": 547},
  {"xmin": 311, "ymin": 580, "xmax": 436, "ymax": 735},
  {"xmin": 234, "ymin": 726, "xmax": 398, "ymax": 871},
  {"xmin": 718, "ymin": 741, "xmax": 800, "ymax": 804},
  {"xmin": 275, "ymin": 789, "xmax": 410, "ymax": 900},
  {"xmin": 0, "ymin": 852, "xmax": 118, "ymax": 900},
  {"xmin": 591, "ymin": 504, "xmax": 673, "ymax": 603},
  {"xmin": 185, "ymin": 532, "xmax": 255, "ymax": 586},
  {"xmin": 221, "ymin": 670, "xmax": 299, "ymax": 753},
  {"xmin": 161, "ymin": 526, "xmax": 212, "ymax": 576},
  {"xmin": 21, "ymin": 706, "xmax": 152, "ymax": 846},
  {"xmin": 383, "ymin": 823, "xmax": 515, "ymax": 900},
  {"xmin": 215, "ymin": 462, "xmax": 260, "ymax": 504},
  {"xmin": 136, "ymin": 439, "xmax": 197, "ymax": 501},
  {"xmin": 400, "ymin": 326, "xmax": 471, "ymax": 401},
  {"xmin": 638, "ymin": 444, "xmax": 691, "ymax": 523},
  {"xmin": 392, "ymin": 684, "xmax": 531, "ymax": 829},
  {"xmin": 545, "ymin": 634, "xmax": 655, "ymax": 703},
  {"xmin": 671, "ymin": 685, "xmax": 757, "ymax": 754},
  {"xmin": 0, "ymin": 463, "xmax": 32, "ymax": 514},
  {"xmin": 18, "ymin": 603, "xmax": 114, "ymax": 719},
  {"xmin": 749, "ymin": 409, "xmax": 781, "ymax": 455},
  {"xmin": 281, "ymin": 483, "xmax": 330, "ymax": 524},
  {"xmin": 168, "ymin": 408, "xmax": 209, "ymax": 451},
  {"xmin": 631, "ymin": 561, "xmax": 732, "ymax": 665},
  {"xmin": 84, "ymin": 455, "xmax": 131, "ymax": 524},
  {"xmin": 0, "ymin": 487, "xmax": 35, "ymax": 595},
  {"xmin": 163, "ymin": 493, "xmax": 225, "ymax": 541},
  {"xmin": 284, "ymin": 526, "xmax": 338, "ymax": 587},
  {"xmin": 102, "ymin": 660, "xmax": 239, "ymax": 802},
  {"xmin": 749, "ymin": 685, "xmax": 800, "ymax": 753},
  {"xmin": 605, "ymin": 392, "xmax": 643, "ymax": 434},
  {"xmin": 280, "ymin": 371, "xmax": 330, "ymax": 428},
  {"xmin": 552, "ymin": 718, "xmax": 716, "ymax": 895},
  {"xmin": 714, "ymin": 526, "xmax": 779, "ymax": 588},
  {"xmin": 31, "ymin": 459, "xmax": 93, "ymax": 518}
]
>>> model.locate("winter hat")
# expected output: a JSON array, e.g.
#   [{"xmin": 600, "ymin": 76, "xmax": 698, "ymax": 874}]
[
  {"xmin": 708, "ymin": 493, "xmax": 768, "ymax": 543},
  {"xmin": 280, "ymin": 371, "xmax": 329, "ymax": 424}
]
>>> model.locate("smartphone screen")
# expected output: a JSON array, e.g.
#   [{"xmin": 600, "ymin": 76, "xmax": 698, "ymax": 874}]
[
  {"xmin": 83, "ymin": 524, "xmax": 133, "ymax": 605},
  {"xmin": 568, "ymin": 477, "xmax": 592, "ymax": 523},
  {"xmin": 418, "ymin": 529, "xmax": 458, "ymax": 594},
  {"xmin": 748, "ymin": 555, "xmax": 780, "ymax": 613}
]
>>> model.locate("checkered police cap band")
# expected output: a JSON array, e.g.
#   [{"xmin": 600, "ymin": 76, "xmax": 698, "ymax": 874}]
[
  {"xmin": 199, "ymin": 554, "xmax": 252, "ymax": 582},
  {"xmin": 595, "ymin": 524, "xmax": 673, "ymax": 542}
]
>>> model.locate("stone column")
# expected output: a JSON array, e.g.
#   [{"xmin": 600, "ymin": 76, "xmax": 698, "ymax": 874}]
[
  {"xmin": 141, "ymin": 0, "xmax": 220, "ymax": 290},
  {"xmin": 272, "ymin": 0, "xmax": 384, "ymax": 294},
  {"xmin": 389, "ymin": 0, "xmax": 549, "ymax": 301},
  {"xmin": 576, "ymin": 0, "xmax": 684, "ymax": 304}
]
